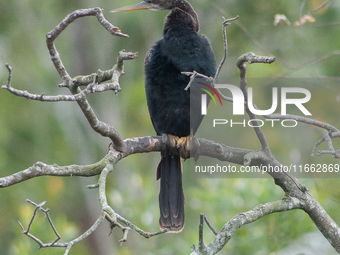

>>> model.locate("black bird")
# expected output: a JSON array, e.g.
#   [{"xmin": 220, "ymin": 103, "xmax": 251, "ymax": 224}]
[{"xmin": 112, "ymin": 0, "xmax": 216, "ymax": 232}]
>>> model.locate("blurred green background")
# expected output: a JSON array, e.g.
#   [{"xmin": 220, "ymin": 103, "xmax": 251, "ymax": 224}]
[{"xmin": 0, "ymin": 0, "xmax": 340, "ymax": 254}]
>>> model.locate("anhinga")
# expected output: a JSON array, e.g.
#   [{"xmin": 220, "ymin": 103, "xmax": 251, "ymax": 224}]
[{"xmin": 112, "ymin": 0, "xmax": 216, "ymax": 232}]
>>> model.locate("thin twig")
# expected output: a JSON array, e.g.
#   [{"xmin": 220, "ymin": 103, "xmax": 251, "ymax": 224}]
[
  {"xmin": 3, "ymin": 51, "xmax": 138, "ymax": 102},
  {"xmin": 309, "ymin": 0, "xmax": 333, "ymax": 13},
  {"xmin": 45, "ymin": 8, "xmax": 127, "ymax": 83},
  {"xmin": 214, "ymin": 16, "xmax": 239, "ymax": 82},
  {"xmin": 4, "ymin": 63, "xmax": 12, "ymax": 86},
  {"xmin": 116, "ymin": 214, "xmax": 168, "ymax": 238},
  {"xmin": 315, "ymin": 131, "xmax": 340, "ymax": 158},
  {"xmin": 182, "ymin": 71, "xmax": 215, "ymax": 91},
  {"xmin": 211, "ymin": 3, "xmax": 276, "ymax": 61},
  {"xmin": 199, "ymin": 214, "xmax": 204, "ymax": 249},
  {"xmin": 63, "ymin": 211, "xmax": 107, "ymax": 255},
  {"xmin": 311, "ymin": 136, "xmax": 325, "ymax": 159},
  {"xmin": 183, "ymin": 15, "xmax": 239, "ymax": 91},
  {"xmin": 236, "ymin": 52, "xmax": 275, "ymax": 152},
  {"xmin": 18, "ymin": 200, "xmax": 62, "ymax": 249},
  {"xmin": 184, "ymin": 70, "xmax": 198, "ymax": 91},
  {"xmin": 204, "ymin": 215, "xmax": 218, "ymax": 235}
]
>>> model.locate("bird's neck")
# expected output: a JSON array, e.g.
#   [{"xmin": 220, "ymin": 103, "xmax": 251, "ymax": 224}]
[{"xmin": 171, "ymin": 0, "xmax": 199, "ymax": 32}]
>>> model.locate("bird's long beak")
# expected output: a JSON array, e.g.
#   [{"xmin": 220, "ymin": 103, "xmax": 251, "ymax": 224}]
[{"xmin": 111, "ymin": 1, "xmax": 156, "ymax": 13}]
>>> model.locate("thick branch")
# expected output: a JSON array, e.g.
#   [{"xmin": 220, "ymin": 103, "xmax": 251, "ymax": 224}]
[
  {"xmin": 0, "ymin": 155, "xmax": 113, "ymax": 187},
  {"xmin": 1, "ymin": 135, "xmax": 340, "ymax": 251},
  {"xmin": 0, "ymin": 137, "xmax": 250, "ymax": 188}
]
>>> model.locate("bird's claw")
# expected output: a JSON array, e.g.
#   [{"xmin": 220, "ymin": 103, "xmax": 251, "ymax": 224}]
[
  {"xmin": 177, "ymin": 135, "xmax": 200, "ymax": 162},
  {"xmin": 161, "ymin": 134, "xmax": 179, "ymax": 157},
  {"xmin": 177, "ymin": 136, "xmax": 190, "ymax": 159},
  {"xmin": 161, "ymin": 134, "xmax": 200, "ymax": 161}
]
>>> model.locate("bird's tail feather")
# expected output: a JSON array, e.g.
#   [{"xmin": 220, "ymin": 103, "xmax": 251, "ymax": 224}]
[{"xmin": 156, "ymin": 155, "xmax": 184, "ymax": 232}]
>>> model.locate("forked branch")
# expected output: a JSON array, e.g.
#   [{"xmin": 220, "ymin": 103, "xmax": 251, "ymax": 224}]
[{"xmin": 2, "ymin": 8, "xmax": 138, "ymax": 152}]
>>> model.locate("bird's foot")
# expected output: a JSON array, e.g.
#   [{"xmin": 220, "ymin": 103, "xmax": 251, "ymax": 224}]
[
  {"xmin": 161, "ymin": 134, "xmax": 179, "ymax": 157},
  {"xmin": 160, "ymin": 134, "xmax": 200, "ymax": 161},
  {"xmin": 177, "ymin": 135, "xmax": 200, "ymax": 162}
]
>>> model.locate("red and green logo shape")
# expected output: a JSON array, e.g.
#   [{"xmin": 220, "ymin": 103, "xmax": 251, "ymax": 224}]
[{"xmin": 198, "ymin": 83, "xmax": 222, "ymax": 115}]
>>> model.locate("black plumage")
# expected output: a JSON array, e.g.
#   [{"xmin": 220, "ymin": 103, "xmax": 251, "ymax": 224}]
[{"xmin": 112, "ymin": 0, "xmax": 216, "ymax": 232}]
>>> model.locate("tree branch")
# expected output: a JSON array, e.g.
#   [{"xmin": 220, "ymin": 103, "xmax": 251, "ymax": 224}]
[
  {"xmin": 2, "ymin": 8, "xmax": 136, "ymax": 152},
  {"xmin": 45, "ymin": 7, "xmax": 133, "ymax": 152},
  {"xmin": 15, "ymin": 160, "xmax": 168, "ymax": 254},
  {"xmin": 191, "ymin": 197, "xmax": 302, "ymax": 255},
  {"xmin": 2, "ymin": 51, "xmax": 138, "ymax": 102},
  {"xmin": 17, "ymin": 199, "xmax": 108, "ymax": 255},
  {"xmin": 233, "ymin": 52, "xmax": 340, "ymax": 251},
  {"xmin": 165, "ymin": 48, "xmax": 339, "ymax": 252},
  {"xmin": 236, "ymin": 52, "xmax": 276, "ymax": 152},
  {"xmin": 2, "ymin": 135, "xmax": 340, "ymax": 252},
  {"xmin": 0, "ymin": 137, "xmax": 251, "ymax": 188},
  {"xmin": 214, "ymin": 16, "xmax": 239, "ymax": 82},
  {"xmin": 45, "ymin": 8, "xmax": 128, "ymax": 82}
]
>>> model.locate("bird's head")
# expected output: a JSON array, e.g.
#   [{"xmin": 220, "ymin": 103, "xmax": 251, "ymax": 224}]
[
  {"xmin": 111, "ymin": 0, "xmax": 199, "ymax": 32},
  {"xmin": 111, "ymin": 0, "xmax": 177, "ymax": 13}
]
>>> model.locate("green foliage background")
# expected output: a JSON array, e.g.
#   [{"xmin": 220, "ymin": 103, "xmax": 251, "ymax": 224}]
[{"xmin": 0, "ymin": 0, "xmax": 339, "ymax": 254}]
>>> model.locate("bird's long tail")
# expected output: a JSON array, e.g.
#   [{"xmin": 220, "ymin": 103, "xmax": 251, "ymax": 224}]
[{"xmin": 156, "ymin": 155, "xmax": 184, "ymax": 232}]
